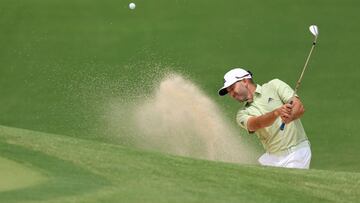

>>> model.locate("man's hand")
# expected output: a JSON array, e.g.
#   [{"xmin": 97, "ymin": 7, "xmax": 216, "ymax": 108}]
[
  {"xmin": 278, "ymin": 97, "xmax": 305, "ymax": 124},
  {"xmin": 279, "ymin": 103, "xmax": 293, "ymax": 124}
]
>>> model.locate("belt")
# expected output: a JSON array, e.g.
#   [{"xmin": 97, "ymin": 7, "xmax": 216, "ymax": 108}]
[{"xmin": 269, "ymin": 140, "xmax": 310, "ymax": 156}]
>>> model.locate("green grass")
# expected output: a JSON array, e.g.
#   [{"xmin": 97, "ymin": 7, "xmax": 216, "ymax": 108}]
[
  {"xmin": 1, "ymin": 0, "xmax": 360, "ymax": 171},
  {"xmin": 0, "ymin": 129, "xmax": 109, "ymax": 202},
  {"xmin": 1, "ymin": 0, "xmax": 360, "ymax": 202},
  {"xmin": 1, "ymin": 125, "xmax": 360, "ymax": 202}
]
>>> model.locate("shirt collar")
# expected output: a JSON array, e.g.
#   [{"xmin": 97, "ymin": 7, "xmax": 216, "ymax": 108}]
[{"xmin": 255, "ymin": 84, "xmax": 262, "ymax": 95}]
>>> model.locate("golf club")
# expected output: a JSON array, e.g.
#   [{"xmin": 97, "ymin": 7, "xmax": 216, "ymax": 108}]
[{"xmin": 280, "ymin": 25, "xmax": 319, "ymax": 131}]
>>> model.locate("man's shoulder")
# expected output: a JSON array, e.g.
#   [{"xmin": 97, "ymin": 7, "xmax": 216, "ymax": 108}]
[
  {"xmin": 263, "ymin": 78, "xmax": 286, "ymax": 86},
  {"xmin": 262, "ymin": 78, "xmax": 289, "ymax": 89},
  {"xmin": 237, "ymin": 106, "xmax": 249, "ymax": 115}
]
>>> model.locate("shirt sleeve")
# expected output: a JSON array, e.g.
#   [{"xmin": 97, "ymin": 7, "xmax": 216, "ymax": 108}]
[
  {"xmin": 271, "ymin": 79, "xmax": 296, "ymax": 103},
  {"xmin": 236, "ymin": 109, "xmax": 251, "ymax": 132}
]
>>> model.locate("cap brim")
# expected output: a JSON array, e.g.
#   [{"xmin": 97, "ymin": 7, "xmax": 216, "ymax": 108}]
[{"xmin": 218, "ymin": 88, "xmax": 228, "ymax": 96}]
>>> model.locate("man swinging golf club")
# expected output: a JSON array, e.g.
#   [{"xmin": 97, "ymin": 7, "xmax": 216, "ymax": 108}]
[{"xmin": 218, "ymin": 25, "xmax": 318, "ymax": 169}]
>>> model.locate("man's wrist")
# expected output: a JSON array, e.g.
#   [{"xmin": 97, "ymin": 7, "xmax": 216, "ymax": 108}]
[{"xmin": 273, "ymin": 109, "xmax": 280, "ymax": 117}]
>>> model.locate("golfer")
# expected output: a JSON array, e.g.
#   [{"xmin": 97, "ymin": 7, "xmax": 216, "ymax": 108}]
[{"xmin": 218, "ymin": 68, "xmax": 311, "ymax": 169}]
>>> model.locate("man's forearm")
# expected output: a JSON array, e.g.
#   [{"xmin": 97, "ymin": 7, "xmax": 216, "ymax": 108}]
[{"xmin": 247, "ymin": 109, "xmax": 280, "ymax": 132}]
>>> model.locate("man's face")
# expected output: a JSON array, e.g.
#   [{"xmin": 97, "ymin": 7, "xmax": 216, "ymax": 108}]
[{"xmin": 226, "ymin": 81, "xmax": 252, "ymax": 103}]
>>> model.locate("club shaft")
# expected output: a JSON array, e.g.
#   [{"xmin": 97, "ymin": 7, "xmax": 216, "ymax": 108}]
[
  {"xmin": 280, "ymin": 38, "xmax": 317, "ymax": 131},
  {"xmin": 293, "ymin": 39, "xmax": 317, "ymax": 96}
]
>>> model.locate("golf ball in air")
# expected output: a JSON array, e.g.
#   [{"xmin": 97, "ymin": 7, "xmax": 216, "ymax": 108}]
[{"xmin": 129, "ymin": 3, "xmax": 136, "ymax": 10}]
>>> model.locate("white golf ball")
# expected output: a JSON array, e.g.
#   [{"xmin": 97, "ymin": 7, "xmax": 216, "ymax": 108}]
[{"xmin": 129, "ymin": 3, "xmax": 136, "ymax": 10}]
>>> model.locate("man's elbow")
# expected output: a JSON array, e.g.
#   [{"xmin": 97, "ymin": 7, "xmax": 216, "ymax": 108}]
[
  {"xmin": 247, "ymin": 118, "xmax": 261, "ymax": 132},
  {"xmin": 299, "ymin": 106, "xmax": 305, "ymax": 115},
  {"xmin": 295, "ymin": 106, "xmax": 305, "ymax": 119},
  {"xmin": 301, "ymin": 104, "xmax": 306, "ymax": 115}
]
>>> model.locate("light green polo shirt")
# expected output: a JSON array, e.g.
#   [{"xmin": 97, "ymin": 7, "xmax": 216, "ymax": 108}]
[{"xmin": 236, "ymin": 79, "xmax": 308, "ymax": 153}]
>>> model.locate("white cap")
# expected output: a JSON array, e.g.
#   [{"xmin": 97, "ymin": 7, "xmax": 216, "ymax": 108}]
[{"xmin": 218, "ymin": 68, "xmax": 252, "ymax": 96}]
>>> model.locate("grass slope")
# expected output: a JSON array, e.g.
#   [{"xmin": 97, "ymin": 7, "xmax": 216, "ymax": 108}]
[
  {"xmin": 1, "ymin": 125, "xmax": 359, "ymax": 203},
  {"xmin": 0, "ymin": 156, "xmax": 46, "ymax": 192}
]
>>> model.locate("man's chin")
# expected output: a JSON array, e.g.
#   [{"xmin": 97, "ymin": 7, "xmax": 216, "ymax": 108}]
[
  {"xmin": 237, "ymin": 98, "xmax": 248, "ymax": 103},
  {"xmin": 237, "ymin": 98, "xmax": 252, "ymax": 103}
]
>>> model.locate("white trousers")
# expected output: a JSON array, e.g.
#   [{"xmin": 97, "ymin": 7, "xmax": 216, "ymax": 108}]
[{"xmin": 258, "ymin": 146, "xmax": 312, "ymax": 169}]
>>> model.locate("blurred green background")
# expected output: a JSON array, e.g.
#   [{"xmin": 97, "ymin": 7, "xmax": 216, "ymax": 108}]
[{"xmin": 1, "ymin": 0, "xmax": 360, "ymax": 172}]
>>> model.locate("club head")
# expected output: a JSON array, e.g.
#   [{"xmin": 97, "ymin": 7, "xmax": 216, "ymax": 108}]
[{"xmin": 309, "ymin": 25, "xmax": 319, "ymax": 37}]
